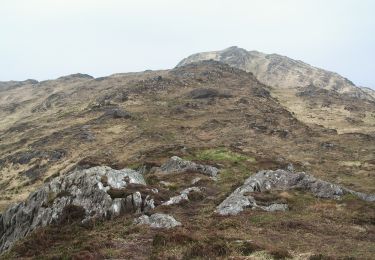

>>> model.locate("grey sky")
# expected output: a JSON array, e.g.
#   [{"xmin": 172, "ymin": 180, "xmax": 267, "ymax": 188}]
[{"xmin": 1, "ymin": 0, "xmax": 374, "ymax": 88}]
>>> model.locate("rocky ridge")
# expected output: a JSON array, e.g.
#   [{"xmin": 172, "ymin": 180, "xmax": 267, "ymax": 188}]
[
  {"xmin": 177, "ymin": 46, "xmax": 373, "ymax": 100},
  {"xmin": 216, "ymin": 169, "xmax": 375, "ymax": 215},
  {"xmin": 177, "ymin": 47, "xmax": 375, "ymax": 134}
]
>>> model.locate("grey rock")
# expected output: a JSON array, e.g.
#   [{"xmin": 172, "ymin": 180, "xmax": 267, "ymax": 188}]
[
  {"xmin": 180, "ymin": 187, "xmax": 201, "ymax": 195},
  {"xmin": 134, "ymin": 213, "xmax": 181, "ymax": 228},
  {"xmin": 103, "ymin": 108, "xmax": 132, "ymax": 119},
  {"xmin": 215, "ymin": 193, "xmax": 254, "ymax": 216},
  {"xmin": 158, "ymin": 156, "xmax": 219, "ymax": 178},
  {"xmin": 286, "ymin": 163, "xmax": 294, "ymax": 172},
  {"xmin": 191, "ymin": 177, "xmax": 202, "ymax": 185},
  {"xmin": 162, "ymin": 187, "xmax": 201, "ymax": 206},
  {"xmin": 159, "ymin": 181, "xmax": 173, "ymax": 187},
  {"xmin": 162, "ymin": 193, "xmax": 189, "ymax": 206},
  {"xmin": 216, "ymin": 169, "xmax": 374, "ymax": 216},
  {"xmin": 259, "ymin": 203, "xmax": 289, "ymax": 212},
  {"xmin": 0, "ymin": 166, "xmax": 151, "ymax": 254}
]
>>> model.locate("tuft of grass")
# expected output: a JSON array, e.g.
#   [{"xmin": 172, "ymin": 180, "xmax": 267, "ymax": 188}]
[
  {"xmin": 58, "ymin": 205, "xmax": 86, "ymax": 225},
  {"xmin": 187, "ymin": 190, "xmax": 204, "ymax": 201},
  {"xmin": 237, "ymin": 241, "xmax": 263, "ymax": 255},
  {"xmin": 268, "ymin": 247, "xmax": 292, "ymax": 259},
  {"xmin": 309, "ymin": 254, "xmax": 335, "ymax": 260},
  {"xmin": 183, "ymin": 237, "xmax": 232, "ymax": 259},
  {"xmin": 249, "ymin": 214, "xmax": 279, "ymax": 225}
]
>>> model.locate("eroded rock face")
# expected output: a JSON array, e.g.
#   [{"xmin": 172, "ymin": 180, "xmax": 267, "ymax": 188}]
[
  {"xmin": 216, "ymin": 169, "xmax": 375, "ymax": 216},
  {"xmin": 134, "ymin": 213, "xmax": 181, "ymax": 229},
  {"xmin": 0, "ymin": 166, "xmax": 152, "ymax": 253},
  {"xmin": 158, "ymin": 156, "xmax": 219, "ymax": 178}
]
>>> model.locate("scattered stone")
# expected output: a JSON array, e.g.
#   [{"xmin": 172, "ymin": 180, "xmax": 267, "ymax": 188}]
[
  {"xmin": 162, "ymin": 187, "xmax": 201, "ymax": 206},
  {"xmin": 157, "ymin": 156, "xmax": 219, "ymax": 178},
  {"xmin": 134, "ymin": 213, "xmax": 181, "ymax": 229},
  {"xmin": 216, "ymin": 169, "xmax": 375, "ymax": 216},
  {"xmin": 321, "ymin": 142, "xmax": 334, "ymax": 149},
  {"xmin": 260, "ymin": 203, "xmax": 289, "ymax": 212},
  {"xmin": 162, "ymin": 193, "xmax": 188, "ymax": 206},
  {"xmin": 0, "ymin": 166, "xmax": 153, "ymax": 253},
  {"xmin": 159, "ymin": 181, "xmax": 173, "ymax": 187},
  {"xmin": 191, "ymin": 177, "xmax": 202, "ymax": 185}
]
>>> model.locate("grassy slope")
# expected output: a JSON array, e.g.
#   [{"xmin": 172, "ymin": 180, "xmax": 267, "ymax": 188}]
[
  {"xmin": 0, "ymin": 61, "xmax": 374, "ymax": 258},
  {"xmin": 3, "ymin": 148, "xmax": 375, "ymax": 259}
]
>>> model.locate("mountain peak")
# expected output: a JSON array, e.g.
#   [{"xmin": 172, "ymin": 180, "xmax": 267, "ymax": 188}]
[{"xmin": 177, "ymin": 47, "xmax": 373, "ymax": 100}]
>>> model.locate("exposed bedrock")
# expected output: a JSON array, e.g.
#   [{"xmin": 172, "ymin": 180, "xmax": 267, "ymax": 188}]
[
  {"xmin": 156, "ymin": 156, "xmax": 219, "ymax": 178},
  {"xmin": 0, "ymin": 166, "xmax": 153, "ymax": 253},
  {"xmin": 216, "ymin": 169, "xmax": 375, "ymax": 216}
]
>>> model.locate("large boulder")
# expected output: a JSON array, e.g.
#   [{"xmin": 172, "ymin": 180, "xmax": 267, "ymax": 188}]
[
  {"xmin": 216, "ymin": 169, "xmax": 375, "ymax": 216},
  {"xmin": 157, "ymin": 156, "xmax": 219, "ymax": 178},
  {"xmin": 0, "ymin": 166, "xmax": 154, "ymax": 253}
]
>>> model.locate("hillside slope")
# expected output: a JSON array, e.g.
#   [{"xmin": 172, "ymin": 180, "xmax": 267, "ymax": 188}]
[
  {"xmin": 0, "ymin": 61, "xmax": 374, "ymax": 259},
  {"xmin": 178, "ymin": 47, "xmax": 375, "ymax": 134}
]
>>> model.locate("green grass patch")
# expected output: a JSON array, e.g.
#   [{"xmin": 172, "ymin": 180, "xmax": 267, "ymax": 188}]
[
  {"xmin": 249, "ymin": 214, "xmax": 279, "ymax": 225},
  {"xmin": 285, "ymin": 191, "xmax": 316, "ymax": 211},
  {"xmin": 195, "ymin": 148, "xmax": 254, "ymax": 163},
  {"xmin": 340, "ymin": 193, "xmax": 358, "ymax": 202}
]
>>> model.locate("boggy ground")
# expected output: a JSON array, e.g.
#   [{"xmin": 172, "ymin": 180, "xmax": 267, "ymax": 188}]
[
  {"xmin": 0, "ymin": 61, "xmax": 374, "ymax": 259},
  {"xmin": 2, "ymin": 148, "xmax": 375, "ymax": 259}
]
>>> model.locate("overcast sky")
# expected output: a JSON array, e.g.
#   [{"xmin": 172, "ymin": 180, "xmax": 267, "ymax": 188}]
[{"xmin": 0, "ymin": 0, "xmax": 374, "ymax": 88}]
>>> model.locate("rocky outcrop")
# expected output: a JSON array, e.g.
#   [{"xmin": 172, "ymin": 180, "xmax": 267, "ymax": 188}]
[
  {"xmin": 216, "ymin": 169, "xmax": 375, "ymax": 215},
  {"xmin": 57, "ymin": 73, "xmax": 94, "ymax": 81},
  {"xmin": 188, "ymin": 88, "xmax": 232, "ymax": 99},
  {"xmin": 157, "ymin": 156, "xmax": 219, "ymax": 178},
  {"xmin": 0, "ymin": 166, "xmax": 154, "ymax": 253},
  {"xmin": 102, "ymin": 108, "xmax": 132, "ymax": 119},
  {"xmin": 134, "ymin": 213, "xmax": 181, "ymax": 229}
]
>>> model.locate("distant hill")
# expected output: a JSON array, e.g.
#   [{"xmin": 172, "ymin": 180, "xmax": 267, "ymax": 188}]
[{"xmin": 178, "ymin": 47, "xmax": 375, "ymax": 133}]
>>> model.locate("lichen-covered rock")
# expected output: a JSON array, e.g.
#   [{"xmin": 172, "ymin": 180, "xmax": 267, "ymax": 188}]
[
  {"xmin": 134, "ymin": 213, "xmax": 181, "ymax": 228},
  {"xmin": 158, "ymin": 156, "xmax": 219, "ymax": 178},
  {"xmin": 0, "ymin": 166, "xmax": 152, "ymax": 253},
  {"xmin": 216, "ymin": 169, "xmax": 374, "ymax": 216},
  {"xmin": 162, "ymin": 187, "xmax": 201, "ymax": 206}
]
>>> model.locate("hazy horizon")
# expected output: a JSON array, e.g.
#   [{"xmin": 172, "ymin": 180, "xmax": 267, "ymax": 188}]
[{"xmin": 1, "ymin": 0, "xmax": 374, "ymax": 89}]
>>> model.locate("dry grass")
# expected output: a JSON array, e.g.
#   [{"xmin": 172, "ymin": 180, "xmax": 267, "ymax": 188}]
[{"xmin": 1, "ymin": 62, "xmax": 375, "ymax": 259}]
